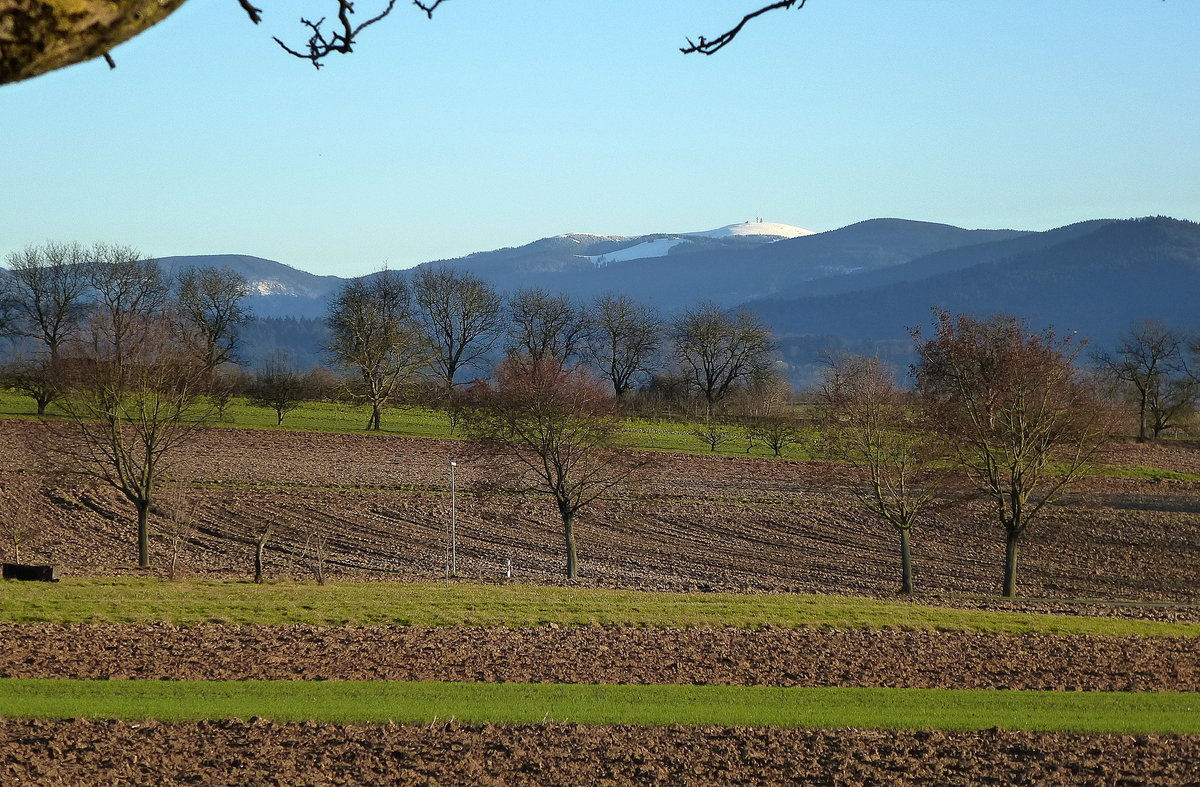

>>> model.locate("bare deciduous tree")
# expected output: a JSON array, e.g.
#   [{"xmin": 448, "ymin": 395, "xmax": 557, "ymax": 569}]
[
  {"xmin": 2, "ymin": 357, "xmax": 63, "ymax": 416},
  {"xmin": 458, "ymin": 355, "xmax": 649, "ymax": 580},
  {"xmin": 689, "ymin": 415, "xmax": 733, "ymax": 453},
  {"xmin": 1094, "ymin": 321, "xmax": 1196, "ymax": 442},
  {"xmin": 412, "ymin": 266, "xmax": 503, "ymax": 395},
  {"xmin": 176, "ymin": 266, "xmax": 251, "ymax": 375},
  {"xmin": 50, "ymin": 316, "xmax": 213, "ymax": 569},
  {"xmin": 85, "ymin": 244, "xmax": 171, "ymax": 366},
  {"xmin": 0, "ymin": 482, "xmax": 42, "ymax": 564},
  {"xmin": 913, "ymin": 310, "xmax": 1111, "ymax": 598},
  {"xmin": 586, "ymin": 294, "xmax": 662, "ymax": 399},
  {"xmin": 671, "ymin": 302, "xmax": 776, "ymax": 411},
  {"xmin": 157, "ymin": 478, "xmax": 194, "ymax": 581},
  {"xmin": 2, "ymin": 241, "xmax": 91, "ymax": 361},
  {"xmin": 818, "ymin": 354, "xmax": 941, "ymax": 594},
  {"xmin": 326, "ymin": 270, "xmax": 428, "ymax": 431},
  {"xmin": 506, "ymin": 288, "xmax": 591, "ymax": 365},
  {"xmin": 248, "ymin": 353, "xmax": 310, "ymax": 425}
]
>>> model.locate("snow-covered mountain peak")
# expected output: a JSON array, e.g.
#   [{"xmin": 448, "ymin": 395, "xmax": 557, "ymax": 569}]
[
  {"xmin": 556, "ymin": 232, "xmax": 627, "ymax": 244},
  {"xmin": 687, "ymin": 220, "xmax": 816, "ymax": 240}
]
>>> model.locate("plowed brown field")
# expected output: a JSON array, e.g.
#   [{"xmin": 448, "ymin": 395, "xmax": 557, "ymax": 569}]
[
  {"xmin": 2, "ymin": 718, "xmax": 1197, "ymax": 786},
  {"xmin": 4, "ymin": 419, "xmax": 1200, "ymax": 784},
  {"xmin": 3, "ymin": 419, "xmax": 1199, "ymax": 603},
  {"xmin": 2, "ymin": 623, "xmax": 1196, "ymax": 691}
]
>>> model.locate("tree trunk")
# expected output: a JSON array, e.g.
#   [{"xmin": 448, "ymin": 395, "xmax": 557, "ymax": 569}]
[
  {"xmin": 1002, "ymin": 529, "xmax": 1020, "ymax": 598},
  {"xmin": 276, "ymin": 409, "xmax": 285, "ymax": 426},
  {"xmin": 899, "ymin": 527, "xmax": 913, "ymax": 595},
  {"xmin": 35, "ymin": 397, "xmax": 49, "ymax": 416},
  {"xmin": 254, "ymin": 526, "xmax": 272, "ymax": 584},
  {"xmin": 136, "ymin": 499, "xmax": 151, "ymax": 569},
  {"xmin": 1137, "ymin": 396, "xmax": 1148, "ymax": 442},
  {"xmin": 367, "ymin": 402, "xmax": 382, "ymax": 431},
  {"xmin": 559, "ymin": 501, "xmax": 577, "ymax": 580}
]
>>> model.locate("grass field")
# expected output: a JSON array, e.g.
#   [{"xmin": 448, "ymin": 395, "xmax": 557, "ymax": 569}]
[
  {"xmin": 1, "ymin": 679, "xmax": 1196, "ymax": 733},
  {"xmin": 2, "ymin": 578, "xmax": 1197, "ymax": 637},
  {"xmin": 8, "ymin": 388, "xmax": 1198, "ymax": 475},
  {"xmin": 0, "ymin": 390, "xmax": 816, "ymax": 459}
]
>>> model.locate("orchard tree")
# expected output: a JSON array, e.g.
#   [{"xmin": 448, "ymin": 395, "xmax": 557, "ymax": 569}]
[
  {"xmin": 1, "ymin": 241, "xmax": 92, "ymax": 413},
  {"xmin": 586, "ymin": 294, "xmax": 663, "ymax": 399},
  {"xmin": 1094, "ymin": 321, "xmax": 1196, "ymax": 442},
  {"xmin": 458, "ymin": 355, "xmax": 649, "ymax": 580},
  {"xmin": 1, "ymin": 241, "xmax": 90, "ymax": 361},
  {"xmin": 412, "ymin": 266, "xmax": 503, "ymax": 395},
  {"xmin": 50, "ymin": 314, "xmax": 213, "ymax": 569},
  {"xmin": 913, "ymin": 310, "xmax": 1110, "ymax": 598},
  {"xmin": 176, "ymin": 266, "xmax": 252, "ymax": 375},
  {"xmin": 326, "ymin": 270, "xmax": 427, "ymax": 431},
  {"xmin": 671, "ymin": 302, "xmax": 776, "ymax": 411},
  {"xmin": 248, "ymin": 353, "xmax": 310, "ymax": 425},
  {"xmin": 85, "ymin": 244, "xmax": 171, "ymax": 365},
  {"xmin": 506, "ymin": 288, "xmax": 591, "ymax": 364},
  {"xmin": 817, "ymin": 354, "xmax": 940, "ymax": 594}
]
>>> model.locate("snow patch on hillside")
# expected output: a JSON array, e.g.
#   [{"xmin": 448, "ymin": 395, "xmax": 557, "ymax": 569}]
[
  {"xmin": 254, "ymin": 280, "xmax": 294, "ymax": 295},
  {"xmin": 580, "ymin": 238, "xmax": 686, "ymax": 266},
  {"xmin": 688, "ymin": 221, "xmax": 816, "ymax": 239}
]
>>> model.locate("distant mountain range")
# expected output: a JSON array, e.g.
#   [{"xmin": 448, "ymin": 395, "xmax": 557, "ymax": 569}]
[{"xmin": 89, "ymin": 215, "xmax": 1200, "ymax": 381}]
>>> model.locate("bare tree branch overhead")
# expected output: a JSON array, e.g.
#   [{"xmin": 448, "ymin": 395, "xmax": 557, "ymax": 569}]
[
  {"xmin": 237, "ymin": 0, "xmax": 264, "ymax": 24},
  {"xmin": 681, "ymin": 1, "xmax": 807, "ymax": 56},
  {"xmin": 273, "ymin": 1, "xmax": 399, "ymax": 69},
  {"xmin": 412, "ymin": 0, "xmax": 450, "ymax": 20},
  {"xmin": 0, "ymin": 0, "xmax": 815, "ymax": 85}
]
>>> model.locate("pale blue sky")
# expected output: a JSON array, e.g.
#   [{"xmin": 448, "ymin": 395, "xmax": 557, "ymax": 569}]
[{"xmin": 2, "ymin": 1, "xmax": 1197, "ymax": 276}]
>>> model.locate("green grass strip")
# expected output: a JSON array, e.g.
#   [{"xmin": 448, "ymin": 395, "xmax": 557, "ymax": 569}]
[
  {"xmin": 1, "ymin": 578, "xmax": 1196, "ymax": 637},
  {"xmin": 0, "ymin": 680, "xmax": 1196, "ymax": 734}
]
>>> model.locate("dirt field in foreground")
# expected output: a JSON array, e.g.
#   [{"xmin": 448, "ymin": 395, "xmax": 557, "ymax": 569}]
[
  {"xmin": 1, "ymin": 624, "xmax": 1196, "ymax": 692},
  {"xmin": 2, "ymin": 718, "xmax": 1197, "ymax": 786},
  {"xmin": 3, "ymin": 420, "xmax": 1200, "ymax": 603}
]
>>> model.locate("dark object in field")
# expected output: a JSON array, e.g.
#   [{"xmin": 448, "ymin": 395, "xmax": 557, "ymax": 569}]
[{"xmin": 2, "ymin": 564, "xmax": 60, "ymax": 582}]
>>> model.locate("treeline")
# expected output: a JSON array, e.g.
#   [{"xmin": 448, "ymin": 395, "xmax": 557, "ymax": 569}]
[{"xmin": 221, "ymin": 266, "xmax": 785, "ymax": 431}]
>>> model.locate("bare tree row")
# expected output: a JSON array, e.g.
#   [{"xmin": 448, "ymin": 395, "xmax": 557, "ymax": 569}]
[{"xmin": 323, "ymin": 267, "xmax": 780, "ymax": 430}]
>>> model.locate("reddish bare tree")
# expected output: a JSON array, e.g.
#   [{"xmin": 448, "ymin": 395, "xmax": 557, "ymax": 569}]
[
  {"xmin": 458, "ymin": 355, "xmax": 649, "ymax": 580},
  {"xmin": 913, "ymin": 310, "xmax": 1111, "ymax": 598}
]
